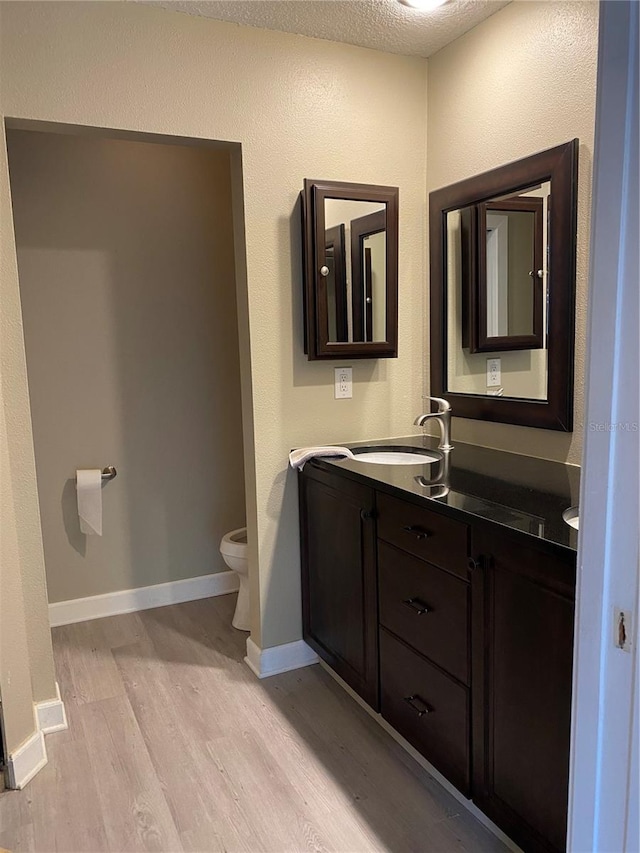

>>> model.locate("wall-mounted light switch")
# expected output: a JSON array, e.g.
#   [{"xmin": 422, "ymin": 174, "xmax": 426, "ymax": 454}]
[
  {"xmin": 334, "ymin": 367, "xmax": 352, "ymax": 399},
  {"xmin": 487, "ymin": 358, "xmax": 501, "ymax": 388}
]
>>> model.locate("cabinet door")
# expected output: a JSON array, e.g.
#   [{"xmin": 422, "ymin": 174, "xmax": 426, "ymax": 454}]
[
  {"xmin": 299, "ymin": 466, "xmax": 378, "ymax": 709},
  {"xmin": 471, "ymin": 530, "xmax": 576, "ymax": 853}
]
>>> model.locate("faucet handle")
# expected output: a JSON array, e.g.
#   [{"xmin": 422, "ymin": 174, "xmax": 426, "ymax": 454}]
[{"xmin": 423, "ymin": 396, "xmax": 451, "ymax": 414}]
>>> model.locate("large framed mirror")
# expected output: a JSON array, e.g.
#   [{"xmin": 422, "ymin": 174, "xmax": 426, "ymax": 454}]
[
  {"xmin": 430, "ymin": 140, "xmax": 578, "ymax": 430},
  {"xmin": 302, "ymin": 179, "xmax": 399, "ymax": 360}
]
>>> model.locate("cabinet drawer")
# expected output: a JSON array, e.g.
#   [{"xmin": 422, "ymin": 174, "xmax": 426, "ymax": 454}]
[
  {"xmin": 380, "ymin": 629, "xmax": 470, "ymax": 795},
  {"xmin": 377, "ymin": 492, "xmax": 469, "ymax": 578},
  {"xmin": 378, "ymin": 542, "xmax": 469, "ymax": 684}
]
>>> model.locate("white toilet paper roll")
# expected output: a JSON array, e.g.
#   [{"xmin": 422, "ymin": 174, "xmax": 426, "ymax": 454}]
[{"xmin": 76, "ymin": 469, "xmax": 103, "ymax": 536}]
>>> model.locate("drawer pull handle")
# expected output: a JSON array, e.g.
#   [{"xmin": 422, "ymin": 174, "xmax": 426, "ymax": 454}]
[
  {"xmin": 402, "ymin": 597, "xmax": 430, "ymax": 615},
  {"xmin": 404, "ymin": 695, "xmax": 431, "ymax": 717},
  {"xmin": 403, "ymin": 525, "xmax": 431, "ymax": 540}
]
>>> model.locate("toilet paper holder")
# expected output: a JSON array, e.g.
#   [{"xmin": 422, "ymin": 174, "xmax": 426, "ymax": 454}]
[{"xmin": 75, "ymin": 467, "xmax": 117, "ymax": 482}]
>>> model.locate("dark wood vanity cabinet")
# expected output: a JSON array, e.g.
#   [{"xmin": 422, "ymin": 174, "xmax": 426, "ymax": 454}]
[
  {"xmin": 471, "ymin": 529, "xmax": 576, "ymax": 853},
  {"xmin": 299, "ymin": 465, "xmax": 379, "ymax": 709},
  {"xmin": 298, "ymin": 462, "xmax": 576, "ymax": 853}
]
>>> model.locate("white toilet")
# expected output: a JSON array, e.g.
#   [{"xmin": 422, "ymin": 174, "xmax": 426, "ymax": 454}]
[{"xmin": 219, "ymin": 527, "xmax": 250, "ymax": 631}]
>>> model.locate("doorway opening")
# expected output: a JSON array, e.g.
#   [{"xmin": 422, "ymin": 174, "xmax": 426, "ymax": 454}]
[{"xmin": 6, "ymin": 121, "xmax": 253, "ymax": 630}]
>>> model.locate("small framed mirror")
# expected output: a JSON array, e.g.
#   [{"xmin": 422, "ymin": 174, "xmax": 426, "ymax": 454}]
[
  {"xmin": 302, "ymin": 179, "xmax": 399, "ymax": 360},
  {"xmin": 430, "ymin": 140, "xmax": 578, "ymax": 431}
]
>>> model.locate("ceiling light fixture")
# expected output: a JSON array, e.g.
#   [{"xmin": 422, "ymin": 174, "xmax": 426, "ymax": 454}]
[{"xmin": 398, "ymin": 0, "xmax": 450, "ymax": 11}]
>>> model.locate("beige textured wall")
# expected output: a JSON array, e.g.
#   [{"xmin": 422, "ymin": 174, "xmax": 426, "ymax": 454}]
[
  {"xmin": 7, "ymin": 129, "xmax": 245, "ymax": 603},
  {"xmin": 0, "ymin": 1, "xmax": 428, "ymax": 671},
  {"xmin": 0, "ymin": 0, "xmax": 596, "ymax": 755},
  {"xmin": 0, "ymin": 382, "xmax": 39, "ymax": 752},
  {"xmin": 427, "ymin": 0, "xmax": 598, "ymax": 464},
  {"xmin": 1, "ymin": 128, "xmax": 57, "ymax": 754}
]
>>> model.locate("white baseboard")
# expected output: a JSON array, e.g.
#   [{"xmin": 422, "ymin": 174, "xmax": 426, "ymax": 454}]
[
  {"xmin": 6, "ymin": 683, "xmax": 68, "ymax": 789},
  {"xmin": 318, "ymin": 661, "xmax": 524, "ymax": 853},
  {"xmin": 35, "ymin": 682, "xmax": 68, "ymax": 734},
  {"xmin": 245, "ymin": 636, "xmax": 319, "ymax": 678},
  {"xmin": 7, "ymin": 730, "xmax": 47, "ymax": 790},
  {"xmin": 49, "ymin": 571, "xmax": 239, "ymax": 627}
]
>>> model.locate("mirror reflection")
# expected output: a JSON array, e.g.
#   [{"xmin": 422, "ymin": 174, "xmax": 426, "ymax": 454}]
[
  {"xmin": 482, "ymin": 199, "xmax": 543, "ymax": 340},
  {"xmin": 446, "ymin": 181, "xmax": 551, "ymax": 401},
  {"xmin": 323, "ymin": 199, "xmax": 387, "ymax": 344}
]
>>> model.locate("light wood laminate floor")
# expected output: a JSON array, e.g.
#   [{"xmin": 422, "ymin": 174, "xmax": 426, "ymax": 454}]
[{"xmin": 0, "ymin": 595, "xmax": 508, "ymax": 853}]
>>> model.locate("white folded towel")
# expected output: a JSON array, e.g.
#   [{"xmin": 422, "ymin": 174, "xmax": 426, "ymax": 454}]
[{"xmin": 289, "ymin": 446, "xmax": 355, "ymax": 471}]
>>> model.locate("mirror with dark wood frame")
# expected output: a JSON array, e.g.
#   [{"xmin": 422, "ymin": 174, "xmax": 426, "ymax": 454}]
[
  {"xmin": 302, "ymin": 179, "xmax": 399, "ymax": 360},
  {"xmin": 430, "ymin": 140, "xmax": 578, "ymax": 431}
]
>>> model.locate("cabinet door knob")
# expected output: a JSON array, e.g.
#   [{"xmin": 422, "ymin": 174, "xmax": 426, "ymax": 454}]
[
  {"xmin": 404, "ymin": 695, "xmax": 431, "ymax": 717},
  {"xmin": 403, "ymin": 525, "xmax": 431, "ymax": 540},
  {"xmin": 468, "ymin": 557, "xmax": 482, "ymax": 571},
  {"xmin": 402, "ymin": 597, "xmax": 430, "ymax": 616},
  {"xmin": 360, "ymin": 508, "xmax": 374, "ymax": 521}
]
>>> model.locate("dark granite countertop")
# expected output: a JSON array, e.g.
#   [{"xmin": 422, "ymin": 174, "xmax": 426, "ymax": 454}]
[{"xmin": 307, "ymin": 435, "xmax": 580, "ymax": 555}]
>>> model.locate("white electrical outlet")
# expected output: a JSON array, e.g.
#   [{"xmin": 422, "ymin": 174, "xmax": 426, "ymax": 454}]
[
  {"xmin": 487, "ymin": 358, "xmax": 501, "ymax": 387},
  {"xmin": 614, "ymin": 607, "xmax": 632, "ymax": 652},
  {"xmin": 334, "ymin": 367, "xmax": 353, "ymax": 400},
  {"xmin": 334, "ymin": 367, "xmax": 352, "ymax": 399}
]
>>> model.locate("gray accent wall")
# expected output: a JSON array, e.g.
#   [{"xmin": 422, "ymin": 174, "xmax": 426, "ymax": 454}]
[{"xmin": 8, "ymin": 130, "xmax": 245, "ymax": 603}]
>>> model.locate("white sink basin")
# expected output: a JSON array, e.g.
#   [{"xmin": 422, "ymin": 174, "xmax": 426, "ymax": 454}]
[
  {"xmin": 352, "ymin": 449, "xmax": 441, "ymax": 466},
  {"xmin": 563, "ymin": 506, "xmax": 579, "ymax": 530}
]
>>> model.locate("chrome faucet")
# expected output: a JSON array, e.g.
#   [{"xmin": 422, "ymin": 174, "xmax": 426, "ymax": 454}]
[{"xmin": 414, "ymin": 397, "xmax": 453, "ymax": 452}]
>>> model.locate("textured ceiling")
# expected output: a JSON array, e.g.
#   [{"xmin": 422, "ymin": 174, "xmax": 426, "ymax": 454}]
[{"xmin": 144, "ymin": 0, "xmax": 512, "ymax": 58}]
